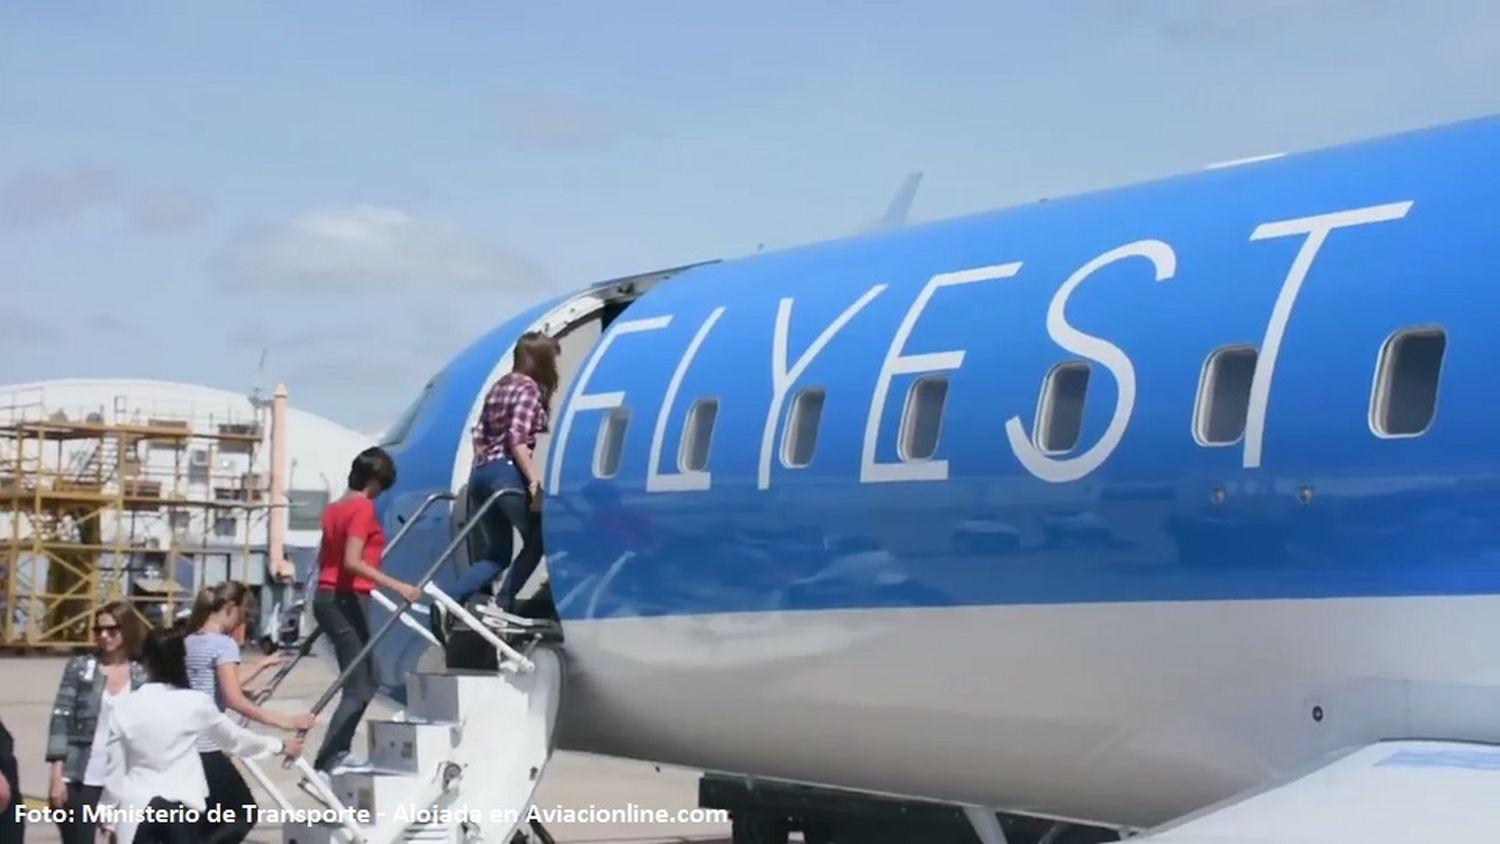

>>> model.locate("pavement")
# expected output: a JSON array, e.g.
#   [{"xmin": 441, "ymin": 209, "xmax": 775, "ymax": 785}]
[{"xmin": 1, "ymin": 651, "xmax": 732, "ymax": 843}]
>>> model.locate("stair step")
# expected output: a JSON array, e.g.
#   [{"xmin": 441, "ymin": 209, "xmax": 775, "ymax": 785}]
[
  {"xmin": 279, "ymin": 821, "xmax": 349, "ymax": 844},
  {"xmin": 331, "ymin": 769, "xmax": 413, "ymax": 818},
  {"xmin": 405, "ymin": 671, "xmax": 511, "ymax": 723},
  {"xmin": 279, "ymin": 654, "xmax": 562, "ymax": 844},
  {"xmin": 283, "ymin": 820, "xmax": 456, "ymax": 844},
  {"xmin": 367, "ymin": 719, "xmax": 459, "ymax": 776},
  {"xmin": 331, "ymin": 767, "xmax": 462, "ymax": 817}
]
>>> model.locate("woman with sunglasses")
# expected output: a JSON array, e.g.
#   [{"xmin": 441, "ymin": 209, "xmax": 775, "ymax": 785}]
[{"xmin": 44, "ymin": 601, "xmax": 147, "ymax": 844}]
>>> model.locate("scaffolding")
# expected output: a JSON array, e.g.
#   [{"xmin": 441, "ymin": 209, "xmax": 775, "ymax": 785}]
[{"xmin": 0, "ymin": 388, "xmax": 271, "ymax": 651}]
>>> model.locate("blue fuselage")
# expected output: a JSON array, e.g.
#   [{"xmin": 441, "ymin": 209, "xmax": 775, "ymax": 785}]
[{"xmin": 366, "ymin": 113, "xmax": 1500, "ymax": 829}]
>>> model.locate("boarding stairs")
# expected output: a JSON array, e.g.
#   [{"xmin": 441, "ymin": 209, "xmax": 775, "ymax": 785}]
[{"xmin": 231, "ymin": 491, "xmax": 564, "ymax": 844}]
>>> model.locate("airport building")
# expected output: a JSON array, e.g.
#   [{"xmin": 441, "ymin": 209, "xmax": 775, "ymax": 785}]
[{"xmin": 0, "ymin": 378, "xmax": 374, "ymax": 651}]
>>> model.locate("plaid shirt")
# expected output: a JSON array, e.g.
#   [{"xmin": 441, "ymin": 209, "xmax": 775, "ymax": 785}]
[{"xmin": 474, "ymin": 372, "xmax": 548, "ymax": 466}]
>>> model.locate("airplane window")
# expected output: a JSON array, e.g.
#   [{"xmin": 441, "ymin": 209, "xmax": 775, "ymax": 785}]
[
  {"xmin": 1036, "ymin": 362, "xmax": 1090, "ymax": 454},
  {"xmin": 594, "ymin": 407, "xmax": 630, "ymax": 478},
  {"xmin": 679, "ymin": 398, "xmax": 719, "ymax": 472},
  {"xmin": 379, "ymin": 377, "xmax": 436, "ymax": 446},
  {"xmin": 1371, "ymin": 327, "xmax": 1446, "ymax": 437},
  {"xmin": 899, "ymin": 376, "xmax": 948, "ymax": 462},
  {"xmin": 1194, "ymin": 346, "xmax": 1258, "ymax": 446},
  {"xmin": 286, "ymin": 489, "xmax": 331, "ymax": 531},
  {"xmin": 781, "ymin": 388, "xmax": 826, "ymax": 468}
]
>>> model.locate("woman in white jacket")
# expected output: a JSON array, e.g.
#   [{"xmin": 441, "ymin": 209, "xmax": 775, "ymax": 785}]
[{"xmin": 98, "ymin": 628, "xmax": 303, "ymax": 843}]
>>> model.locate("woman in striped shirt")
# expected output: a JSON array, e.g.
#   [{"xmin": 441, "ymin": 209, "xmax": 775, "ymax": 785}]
[
  {"xmin": 437, "ymin": 332, "xmax": 560, "ymax": 637},
  {"xmin": 184, "ymin": 581, "xmax": 315, "ymax": 842}
]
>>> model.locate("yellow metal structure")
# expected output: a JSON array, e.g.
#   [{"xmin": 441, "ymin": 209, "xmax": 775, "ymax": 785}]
[{"xmin": 0, "ymin": 391, "xmax": 269, "ymax": 651}]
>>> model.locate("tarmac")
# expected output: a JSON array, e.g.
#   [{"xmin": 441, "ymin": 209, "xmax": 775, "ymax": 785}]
[{"xmin": 1, "ymin": 651, "xmax": 732, "ymax": 843}]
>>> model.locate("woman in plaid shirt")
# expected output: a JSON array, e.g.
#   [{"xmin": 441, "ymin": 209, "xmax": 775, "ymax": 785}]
[{"xmin": 440, "ymin": 331, "xmax": 561, "ymax": 632}]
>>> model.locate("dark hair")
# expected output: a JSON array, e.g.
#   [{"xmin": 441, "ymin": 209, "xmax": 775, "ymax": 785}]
[
  {"xmin": 94, "ymin": 600, "xmax": 144, "ymax": 659},
  {"xmin": 186, "ymin": 581, "xmax": 254, "ymax": 633},
  {"xmin": 512, "ymin": 332, "xmax": 561, "ymax": 410},
  {"xmin": 348, "ymin": 446, "xmax": 397, "ymax": 492},
  {"xmin": 141, "ymin": 628, "xmax": 190, "ymax": 688}
]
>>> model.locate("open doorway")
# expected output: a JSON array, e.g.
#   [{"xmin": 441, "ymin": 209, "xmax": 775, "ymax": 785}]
[{"xmin": 445, "ymin": 263, "xmax": 707, "ymax": 628}]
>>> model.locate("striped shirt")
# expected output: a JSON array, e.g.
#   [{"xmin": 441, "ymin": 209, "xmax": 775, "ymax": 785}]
[
  {"xmin": 184, "ymin": 631, "xmax": 240, "ymax": 751},
  {"xmin": 473, "ymin": 372, "xmax": 547, "ymax": 467}
]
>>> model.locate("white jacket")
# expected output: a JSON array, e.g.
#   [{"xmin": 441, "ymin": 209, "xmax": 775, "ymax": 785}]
[{"xmin": 98, "ymin": 682, "xmax": 283, "ymax": 842}]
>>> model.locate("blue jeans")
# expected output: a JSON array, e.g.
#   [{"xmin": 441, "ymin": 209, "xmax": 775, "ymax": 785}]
[
  {"xmin": 451, "ymin": 558, "xmax": 504, "ymax": 606},
  {"xmin": 462, "ymin": 458, "xmax": 543, "ymax": 610}
]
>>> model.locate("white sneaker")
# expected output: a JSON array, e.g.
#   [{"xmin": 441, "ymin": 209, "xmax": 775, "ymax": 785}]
[
  {"xmin": 476, "ymin": 605, "xmax": 550, "ymax": 627},
  {"xmin": 330, "ymin": 756, "xmax": 372, "ymax": 774}
]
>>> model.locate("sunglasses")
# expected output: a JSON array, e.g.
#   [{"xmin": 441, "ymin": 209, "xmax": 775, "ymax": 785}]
[{"xmin": 94, "ymin": 624, "xmax": 121, "ymax": 635}]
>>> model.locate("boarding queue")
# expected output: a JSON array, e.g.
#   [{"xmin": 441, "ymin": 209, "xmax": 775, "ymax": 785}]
[
  {"xmin": 10, "ymin": 365, "xmax": 556, "ymax": 844},
  {"xmin": 25, "ymin": 588, "xmax": 307, "ymax": 844}
]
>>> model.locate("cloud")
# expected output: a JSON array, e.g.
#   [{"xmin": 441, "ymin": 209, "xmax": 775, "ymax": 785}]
[
  {"xmin": 0, "ymin": 166, "xmax": 123, "ymax": 226},
  {"xmin": 0, "ymin": 165, "xmax": 214, "ymax": 233},
  {"xmin": 210, "ymin": 205, "xmax": 546, "ymax": 293}
]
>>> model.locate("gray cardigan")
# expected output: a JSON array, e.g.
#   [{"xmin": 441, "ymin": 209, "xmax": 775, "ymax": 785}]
[{"xmin": 46, "ymin": 654, "xmax": 147, "ymax": 782}]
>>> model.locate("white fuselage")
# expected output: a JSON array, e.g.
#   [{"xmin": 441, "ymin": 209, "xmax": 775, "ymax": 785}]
[{"xmin": 554, "ymin": 597, "xmax": 1500, "ymax": 829}]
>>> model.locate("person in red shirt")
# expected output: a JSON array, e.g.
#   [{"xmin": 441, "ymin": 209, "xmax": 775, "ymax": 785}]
[{"xmin": 308, "ymin": 446, "xmax": 421, "ymax": 778}]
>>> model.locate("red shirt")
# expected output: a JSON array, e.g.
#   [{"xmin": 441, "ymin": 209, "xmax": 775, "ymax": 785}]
[{"xmin": 316, "ymin": 495, "xmax": 384, "ymax": 593}]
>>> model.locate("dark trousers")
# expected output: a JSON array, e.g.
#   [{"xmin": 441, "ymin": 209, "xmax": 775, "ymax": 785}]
[
  {"xmin": 0, "ymin": 721, "xmax": 20, "ymax": 844},
  {"xmin": 312, "ymin": 589, "xmax": 377, "ymax": 771},
  {"xmin": 135, "ymin": 797, "xmax": 199, "ymax": 843},
  {"xmin": 467, "ymin": 458, "xmax": 544, "ymax": 609},
  {"xmin": 55, "ymin": 782, "xmax": 103, "ymax": 843},
  {"xmin": 199, "ymin": 751, "xmax": 255, "ymax": 843}
]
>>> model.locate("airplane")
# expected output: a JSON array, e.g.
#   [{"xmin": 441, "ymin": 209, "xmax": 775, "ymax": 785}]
[{"xmin": 329, "ymin": 111, "xmax": 1500, "ymax": 843}]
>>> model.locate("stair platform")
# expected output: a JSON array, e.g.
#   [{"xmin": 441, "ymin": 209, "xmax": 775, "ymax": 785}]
[{"xmin": 281, "ymin": 646, "xmax": 563, "ymax": 844}]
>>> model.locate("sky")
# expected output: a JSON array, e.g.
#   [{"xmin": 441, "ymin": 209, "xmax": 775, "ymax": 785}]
[{"xmin": 3, "ymin": 1, "xmax": 1500, "ymax": 433}]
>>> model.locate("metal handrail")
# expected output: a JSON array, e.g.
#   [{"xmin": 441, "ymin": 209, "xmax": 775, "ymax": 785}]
[
  {"xmin": 370, "ymin": 589, "xmax": 443, "ymax": 648},
  {"xmin": 232, "ymin": 491, "xmax": 456, "ymax": 828},
  {"xmin": 250, "ymin": 491, "xmax": 455, "ymax": 706},
  {"xmin": 227, "ymin": 677, "xmax": 350, "ymax": 837},
  {"xmin": 291, "ymin": 756, "xmax": 365, "ymax": 842},
  {"xmin": 422, "ymin": 581, "xmax": 533, "ymax": 673},
  {"xmin": 304, "ymin": 487, "xmax": 534, "ymax": 725},
  {"xmin": 239, "ymin": 756, "xmax": 299, "ymax": 816}
]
